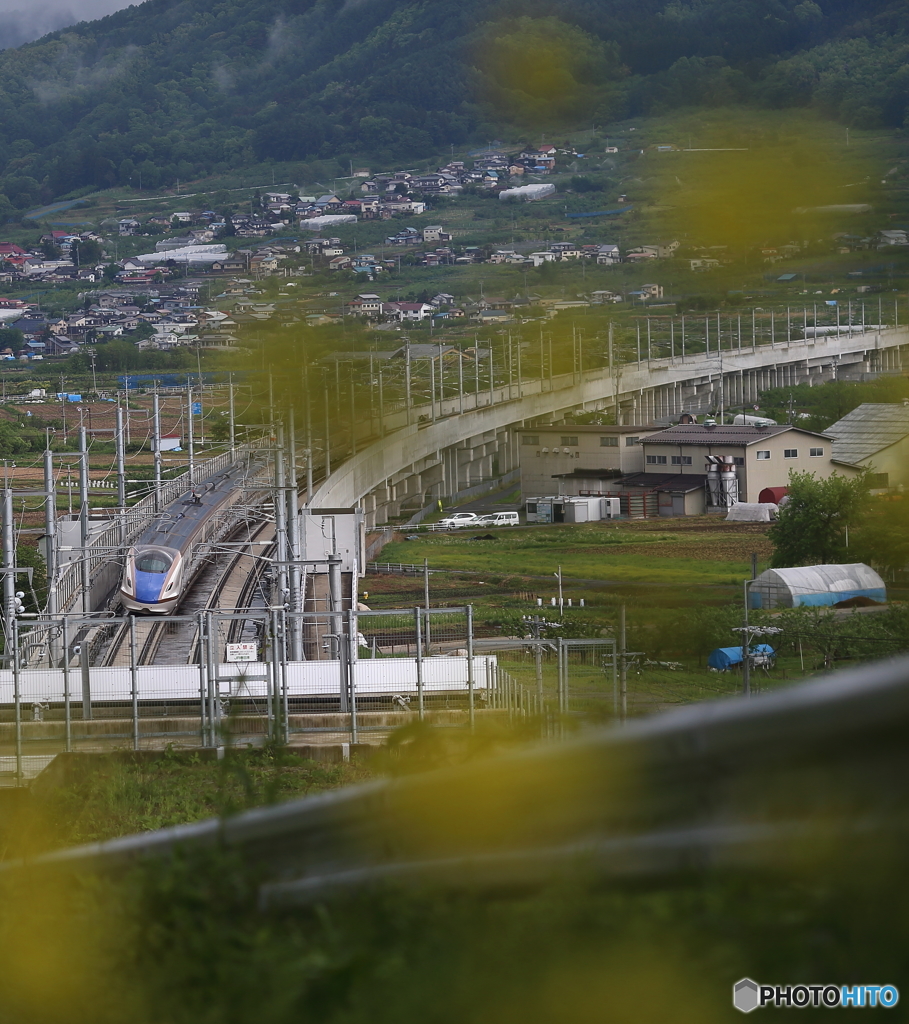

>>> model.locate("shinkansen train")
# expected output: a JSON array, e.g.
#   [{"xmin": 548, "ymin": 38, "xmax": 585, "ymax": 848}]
[{"xmin": 120, "ymin": 465, "xmax": 242, "ymax": 614}]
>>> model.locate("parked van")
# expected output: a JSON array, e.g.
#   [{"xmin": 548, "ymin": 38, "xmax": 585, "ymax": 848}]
[{"xmin": 476, "ymin": 511, "xmax": 520, "ymax": 528}]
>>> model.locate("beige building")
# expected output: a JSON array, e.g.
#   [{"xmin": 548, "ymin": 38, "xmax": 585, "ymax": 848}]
[
  {"xmin": 517, "ymin": 424, "xmax": 660, "ymax": 501},
  {"xmin": 825, "ymin": 403, "xmax": 909, "ymax": 491},
  {"xmin": 639, "ymin": 424, "xmax": 857, "ymax": 505}
]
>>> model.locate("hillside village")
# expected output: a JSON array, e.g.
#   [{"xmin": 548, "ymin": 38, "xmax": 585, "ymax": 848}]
[{"xmin": 0, "ymin": 139, "xmax": 906, "ymax": 360}]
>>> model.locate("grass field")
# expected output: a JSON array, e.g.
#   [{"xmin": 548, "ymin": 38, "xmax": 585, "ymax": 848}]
[
  {"xmin": 378, "ymin": 518, "xmax": 772, "ymax": 588},
  {"xmin": 0, "ymin": 748, "xmax": 370, "ymax": 861}
]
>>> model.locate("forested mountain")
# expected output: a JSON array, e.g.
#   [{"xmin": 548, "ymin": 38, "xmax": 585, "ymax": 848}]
[{"xmin": 0, "ymin": 0, "xmax": 906, "ymax": 213}]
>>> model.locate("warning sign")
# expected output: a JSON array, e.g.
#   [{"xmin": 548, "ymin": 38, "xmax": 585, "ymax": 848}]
[{"xmin": 226, "ymin": 642, "xmax": 258, "ymax": 663}]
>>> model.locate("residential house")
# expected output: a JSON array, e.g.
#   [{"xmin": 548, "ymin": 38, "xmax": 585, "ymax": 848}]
[
  {"xmin": 347, "ymin": 294, "xmax": 384, "ymax": 317},
  {"xmin": 476, "ymin": 309, "xmax": 513, "ymax": 324},
  {"xmin": 384, "ymin": 302, "xmax": 433, "ymax": 322},
  {"xmin": 422, "ymin": 226, "xmax": 452, "ymax": 244},
  {"xmin": 596, "ymin": 245, "xmax": 621, "ymax": 265},
  {"xmin": 385, "ymin": 227, "xmax": 422, "ymax": 246}
]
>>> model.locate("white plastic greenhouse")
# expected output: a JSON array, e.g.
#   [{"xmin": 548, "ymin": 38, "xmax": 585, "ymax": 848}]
[
  {"xmin": 749, "ymin": 564, "xmax": 886, "ymax": 610},
  {"xmin": 499, "ymin": 184, "xmax": 556, "ymax": 201},
  {"xmin": 300, "ymin": 215, "xmax": 358, "ymax": 229}
]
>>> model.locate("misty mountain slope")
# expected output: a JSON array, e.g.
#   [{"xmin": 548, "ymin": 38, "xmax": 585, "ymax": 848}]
[{"xmin": 0, "ymin": 0, "xmax": 904, "ymax": 212}]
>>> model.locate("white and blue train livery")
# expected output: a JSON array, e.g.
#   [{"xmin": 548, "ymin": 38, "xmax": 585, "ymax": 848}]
[
  {"xmin": 119, "ymin": 465, "xmax": 242, "ymax": 614},
  {"xmin": 121, "ymin": 544, "xmax": 185, "ymax": 614}
]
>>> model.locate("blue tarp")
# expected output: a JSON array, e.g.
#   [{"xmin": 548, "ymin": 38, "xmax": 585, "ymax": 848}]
[{"xmin": 707, "ymin": 644, "xmax": 775, "ymax": 670}]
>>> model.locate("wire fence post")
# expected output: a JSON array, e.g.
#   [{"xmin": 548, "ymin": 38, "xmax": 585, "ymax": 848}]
[
  {"xmin": 466, "ymin": 604, "xmax": 475, "ymax": 732},
  {"xmin": 348, "ymin": 608, "xmax": 358, "ymax": 745},
  {"xmin": 80, "ymin": 640, "xmax": 92, "ymax": 721},
  {"xmin": 62, "ymin": 616, "xmax": 71, "ymax": 752},
  {"xmin": 414, "ymin": 607, "xmax": 424, "ymax": 720},
  {"xmin": 199, "ymin": 611, "xmax": 209, "ymax": 747},
  {"xmin": 13, "ymin": 616, "xmax": 21, "ymax": 786},
  {"xmin": 130, "ymin": 614, "xmax": 139, "ymax": 750},
  {"xmin": 557, "ymin": 638, "xmax": 565, "ymax": 715}
]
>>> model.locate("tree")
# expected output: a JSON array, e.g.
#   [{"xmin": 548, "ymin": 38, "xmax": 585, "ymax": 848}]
[
  {"xmin": 768, "ymin": 470, "xmax": 869, "ymax": 568},
  {"xmin": 71, "ymin": 238, "xmax": 103, "ymax": 266},
  {"xmin": 852, "ymin": 497, "xmax": 909, "ymax": 579},
  {"xmin": 0, "ymin": 328, "xmax": 24, "ymax": 352}
]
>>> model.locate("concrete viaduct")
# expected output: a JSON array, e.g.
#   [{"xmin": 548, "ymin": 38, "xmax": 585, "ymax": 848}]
[{"xmin": 311, "ymin": 328, "xmax": 908, "ymax": 528}]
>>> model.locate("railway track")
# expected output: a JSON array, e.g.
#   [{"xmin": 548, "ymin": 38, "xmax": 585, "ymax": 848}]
[
  {"xmin": 97, "ymin": 511, "xmax": 273, "ymax": 669},
  {"xmin": 185, "ymin": 520, "xmax": 276, "ymax": 664}
]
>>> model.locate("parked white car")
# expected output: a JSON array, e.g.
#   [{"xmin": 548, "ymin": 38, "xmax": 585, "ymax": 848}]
[
  {"xmin": 475, "ymin": 512, "xmax": 520, "ymax": 527},
  {"xmin": 437, "ymin": 512, "xmax": 480, "ymax": 529}
]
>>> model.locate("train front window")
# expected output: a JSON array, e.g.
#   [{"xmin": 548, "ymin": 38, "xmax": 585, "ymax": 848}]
[{"xmin": 137, "ymin": 554, "xmax": 171, "ymax": 573}]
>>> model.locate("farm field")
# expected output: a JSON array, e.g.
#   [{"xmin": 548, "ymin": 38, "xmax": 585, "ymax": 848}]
[{"xmin": 377, "ymin": 517, "xmax": 773, "ymax": 588}]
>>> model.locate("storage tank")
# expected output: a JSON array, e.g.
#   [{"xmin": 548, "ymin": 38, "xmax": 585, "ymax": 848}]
[
  {"xmin": 749, "ymin": 563, "xmax": 886, "ymax": 610},
  {"xmin": 720, "ymin": 456, "xmax": 739, "ymax": 506}
]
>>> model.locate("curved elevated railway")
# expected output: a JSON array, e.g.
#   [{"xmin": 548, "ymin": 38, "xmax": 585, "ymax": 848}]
[{"xmin": 98, "ymin": 457, "xmax": 276, "ymax": 669}]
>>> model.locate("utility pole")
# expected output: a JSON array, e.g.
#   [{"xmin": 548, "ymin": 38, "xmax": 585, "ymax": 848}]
[
  {"xmin": 43, "ymin": 447, "xmax": 56, "ymax": 626},
  {"xmin": 305, "ymin": 394, "xmax": 313, "ymax": 499},
  {"xmin": 423, "ymin": 557, "xmax": 431, "ymax": 655},
  {"xmin": 228, "ymin": 373, "xmax": 236, "ymax": 451},
  {"xmin": 186, "ymin": 381, "xmax": 195, "ymax": 487},
  {"xmin": 78, "ymin": 426, "xmax": 90, "ymax": 614},
  {"xmin": 323, "ymin": 381, "xmax": 331, "ymax": 477},
  {"xmin": 404, "ymin": 337, "xmax": 412, "ymax": 425},
  {"xmin": 115, "ymin": 400, "xmax": 126, "ymax": 511},
  {"xmin": 2, "ymin": 487, "xmax": 14, "ymax": 659},
  {"xmin": 554, "ymin": 565, "xmax": 563, "ymax": 617},
  {"xmin": 274, "ymin": 423, "xmax": 289, "ymax": 618},
  {"xmin": 153, "ymin": 387, "xmax": 162, "ymax": 512},
  {"xmin": 286, "ymin": 409, "xmax": 302, "ymax": 661}
]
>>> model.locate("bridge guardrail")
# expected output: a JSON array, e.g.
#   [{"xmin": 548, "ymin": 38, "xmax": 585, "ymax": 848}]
[{"xmin": 13, "ymin": 654, "xmax": 909, "ymax": 906}]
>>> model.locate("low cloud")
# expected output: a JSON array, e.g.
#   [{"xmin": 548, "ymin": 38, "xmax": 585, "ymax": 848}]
[{"xmin": 0, "ymin": 0, "xmax": 131, "ymax": 49}]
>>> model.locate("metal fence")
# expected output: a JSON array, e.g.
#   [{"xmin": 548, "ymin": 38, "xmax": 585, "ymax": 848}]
[{"xmin": 0, "ymin": 606, "xmax": 515, "ymax": 783}]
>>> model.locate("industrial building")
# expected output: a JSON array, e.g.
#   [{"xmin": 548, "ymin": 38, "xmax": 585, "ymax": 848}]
[
  {"xmin": 518, "ymin": 421, "xmax": 856, "ymax": 517},
  {"xmin": 517, "ymin": 424, "xmax": 660, "ymax": 502}
]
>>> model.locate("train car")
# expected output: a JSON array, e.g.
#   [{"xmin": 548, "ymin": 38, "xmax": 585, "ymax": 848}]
[
  {"xmin": 121, "ymin": 543, "xmax": 185, "ymax": 614},
  {"xmin": 120, "ymin": 465, "xmax": 242, "ymax": 614}
]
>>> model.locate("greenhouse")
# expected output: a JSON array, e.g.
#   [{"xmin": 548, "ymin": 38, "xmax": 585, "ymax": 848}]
[{"xmin": 749, "ymin": 564, "xmax": 886, "ymax": 610}]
